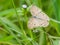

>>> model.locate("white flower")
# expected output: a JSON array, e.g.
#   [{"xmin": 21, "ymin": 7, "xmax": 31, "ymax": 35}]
[{"xmin": 22, "ymin": 4, "xmax": 27, "ymax": 8}]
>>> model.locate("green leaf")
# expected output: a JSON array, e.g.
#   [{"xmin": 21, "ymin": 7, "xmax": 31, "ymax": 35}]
[{"xmin": 39, "ymin": 31, "xmax": 47, "ymax": 45}]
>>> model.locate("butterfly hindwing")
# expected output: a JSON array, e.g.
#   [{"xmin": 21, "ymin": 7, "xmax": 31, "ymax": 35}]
[
  {"xmin": 28, "ymin": 18, "xmax": 40, "ymax": 29},
  {"xmin": 28, "ymin": 17, "xmax": 49, "ymax": 29}
]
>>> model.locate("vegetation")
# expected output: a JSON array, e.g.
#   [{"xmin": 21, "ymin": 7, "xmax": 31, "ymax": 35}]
[{"xmin": 0, "ymin": 0, "xmax": 60, "ymax": 45}]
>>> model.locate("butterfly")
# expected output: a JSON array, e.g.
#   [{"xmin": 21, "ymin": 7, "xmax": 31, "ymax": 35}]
[{"xmin": 28, "ymin": 5, "xmax": 50, "ymax": 29}]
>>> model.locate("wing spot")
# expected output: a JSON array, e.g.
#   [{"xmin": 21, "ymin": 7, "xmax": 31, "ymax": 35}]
[{"xmin": 34, "ymin": 24, "xmax": 36, "ymax": 25}]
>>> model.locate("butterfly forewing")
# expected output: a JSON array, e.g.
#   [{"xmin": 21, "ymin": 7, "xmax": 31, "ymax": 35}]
[
  {"xmin": 30, "ymin": 5, "xmax": 50, "ymax": 21},
  {"xmin": 30, "ymin": 5, "xmax": 42, "ymax": 16},
  {"xmin": 37, "ymin": 11, "xmax": 50, "ymax": 21}
]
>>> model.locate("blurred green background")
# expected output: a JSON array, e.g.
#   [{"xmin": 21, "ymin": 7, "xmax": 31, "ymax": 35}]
[{"xmin": 0, "ymin": 0, "xmax": 60, "ymax": 45}]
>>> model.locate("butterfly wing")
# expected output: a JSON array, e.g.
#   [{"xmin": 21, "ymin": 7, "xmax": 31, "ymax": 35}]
[
  {"xmin": 28, "ymin": 17, "xmax": 49, "ymax": 29},
  {"xmin": 39, "ymin": 19, "xmax": 49, "ymax": 27},
  {"xmin": 28, "ymin": 18, "xmax": 40, "ymax": 29},
  {"xmin": 30, "ymin": 5, "xmax": 50, "ymax": 21},
  {"xmin": 30, "ymin": 5, "xmax": 42, "ymax": 16}
]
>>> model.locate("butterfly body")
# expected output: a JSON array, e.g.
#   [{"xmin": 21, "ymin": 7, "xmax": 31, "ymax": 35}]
[{"xmin": 28, "ymin": 5, "xmax": 50, "ymax": 29}]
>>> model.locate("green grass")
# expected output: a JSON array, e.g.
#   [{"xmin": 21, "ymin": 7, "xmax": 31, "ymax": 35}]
[{"xmin": 0, "ymin": 0, "xmax": 60, "ymax": 45}]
